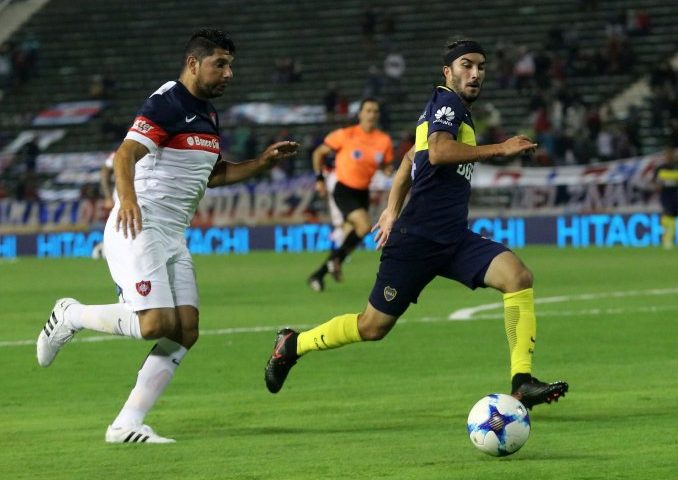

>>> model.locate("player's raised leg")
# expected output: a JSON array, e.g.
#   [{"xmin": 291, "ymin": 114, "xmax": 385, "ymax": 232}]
[
  {"xmin": 484, "ymin": 251, "xmax": 569, "ymax": 409},
  {"xmin": 37, "ymin": 298, "xmax": 146, "ymax": 367},
  {"xmin": 265, "ymin": 303, "xmax": 397, "ymax": 393}
]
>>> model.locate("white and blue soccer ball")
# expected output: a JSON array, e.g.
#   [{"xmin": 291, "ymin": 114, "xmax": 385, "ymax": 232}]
[{"xmin": 467, "ymin": 393, "xmax": 531, "ymax": 457}]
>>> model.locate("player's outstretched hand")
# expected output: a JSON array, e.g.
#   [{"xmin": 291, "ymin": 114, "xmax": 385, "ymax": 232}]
[
  {"xmin": 116, "ymin": 197, "xmax": 142, "ymax": 239},
  {"xmin": 260, "ymin": 141, "xmax": 300, "ymax": 167},
  {"xmin": 500, "ymin": 135, "xmax": 538, "ymax": 157},
  {"xmin": 372, "ymin": 208, "xmax": 397, "ymax": 249}
]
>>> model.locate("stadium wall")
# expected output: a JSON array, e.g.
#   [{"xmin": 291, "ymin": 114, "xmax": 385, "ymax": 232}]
[{"xmin": 0, "ymin": 212, "xmax": 670, "ymax": 259}]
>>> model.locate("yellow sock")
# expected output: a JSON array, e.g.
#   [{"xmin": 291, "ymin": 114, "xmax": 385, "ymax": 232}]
[
  {"xmin": 297, "ymin": 313, "xmax": 362, "ymax": 356},
  {"xmin": 661, "ymin": 215, "xmax": 675, "ymax": 248},
  {"xmin": 503, "ymin": 288, "xmax": 536, "ymax": 378}
]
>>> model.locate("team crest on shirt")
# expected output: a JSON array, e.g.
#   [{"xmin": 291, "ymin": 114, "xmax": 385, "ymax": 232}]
[
  {"xmin": 136, "ymin": 280, "xmax": 152, "ymax": 297},
  {"xmin": 375, "ymin": 152, "xmax": 384, "ymax": 165},
  {"xmin": 433, "ymin": 106, "xmax": 455, "ymax": 126},
  {"xmin": 384, "ymin": 286, "xmax": 397, "ymax": 302},
  {"xmin": 352, "ymin": 149, "xmax": 363, "ymax": 160}
]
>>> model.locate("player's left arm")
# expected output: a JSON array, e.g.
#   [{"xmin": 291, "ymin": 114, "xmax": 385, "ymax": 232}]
[
  {"xmin": 208, "ymin": 141, "xmax": 299, "ymax": 187},
  {"xmin": 428, "ymin": 131, "xmax": 536, "ymax": 165},
  {"xmin": 372, "ymin": 145, "xmax": 414, "ymax": 249}
]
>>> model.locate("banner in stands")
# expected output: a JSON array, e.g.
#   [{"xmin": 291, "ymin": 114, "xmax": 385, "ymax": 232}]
[
  {"xmin": 225, "ymin": 101, "xmax": 361, "ymax": 125},
  {"xmin": 0, "ymin": 212, "xmax": 673, "ymax": 259},
  {"xmin": 1, "ymin": 129, "xmax": 67, "ymax": 155},
  {"xmin": 472, "ymin": 154, "xmax": 659, "ymax": 187},
  {"xmin": 31, "ymin": 100, "xmax": 106, "ymax": 126},
  {"xmin": 0, "ymin": 152, "xmax": 663, "ymax": 232},
  {"xmin": 226, "ymin": 103, "xmax": 326, "ymax": 125}
]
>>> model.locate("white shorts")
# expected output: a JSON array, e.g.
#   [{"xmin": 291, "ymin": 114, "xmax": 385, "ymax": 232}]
[{"xmin": 103, "ymin": 213, "xmax": 198, "ymax": 311}]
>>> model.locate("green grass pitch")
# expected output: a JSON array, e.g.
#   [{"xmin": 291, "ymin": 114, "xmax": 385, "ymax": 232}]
[{"xmin": 1, "ymin": 246, "xmax": 677, "ymax": 479}]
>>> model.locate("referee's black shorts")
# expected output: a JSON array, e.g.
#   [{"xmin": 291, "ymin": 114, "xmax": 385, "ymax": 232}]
[{"xmin": 332, "ymin": 181, "xmax": 369, "ymax": 219}]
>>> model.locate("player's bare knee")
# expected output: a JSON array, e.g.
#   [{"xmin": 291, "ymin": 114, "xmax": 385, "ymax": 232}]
[
  {"xmin": 181, "ymin": 327, "xmax": 199, "ymax": 349},
  {"xmin": 505, "ymin": 267, "xmax": 533, "ymax": 292},
  {"xmin": 516, "ymin": 267, "xmax": 534, "ymax": 290},
  {"xmin": 357, "ymin": 314, "xmax": 392, "ymax": 341},
  {"xmin": 138, "ymin": 309, "xmax": 178, "ymax": 339},
  {"xmin": 359, "ymin": 323, "xmax": 389, "ymax": 341}
]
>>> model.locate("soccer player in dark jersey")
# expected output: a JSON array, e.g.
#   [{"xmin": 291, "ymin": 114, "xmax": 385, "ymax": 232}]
[
  {"xmin": 36, "ymin": 29, "xmax": 298, "ymax": 443},
  {"xmin": 265, "ymin": 39, "xmax": 569, "ymax": 409},
  {"xmin": 653, "ymin": 144, "xmax": 678, "ymax": 249}
]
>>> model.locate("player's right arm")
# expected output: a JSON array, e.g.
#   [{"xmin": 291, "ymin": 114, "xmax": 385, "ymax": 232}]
[
  {"xmin": 372, "ymin": 145, "xmax": 414, "ymax": 249},
  {"xmin": 428, "ymin": 131, "xmax": 536, "ymax": 165},
  {"xmin": 312, "ymin": 143, "xmax": 334, "ymax": 198},
  {"xmin": 113, "ymin": 139, "xmax": 149, "ymax": 239}
]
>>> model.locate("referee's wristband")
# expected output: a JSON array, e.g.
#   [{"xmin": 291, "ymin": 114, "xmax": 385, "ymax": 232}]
[{"xmin": 315, "ymin": 173, "xmax": 325, "ymax": 181}]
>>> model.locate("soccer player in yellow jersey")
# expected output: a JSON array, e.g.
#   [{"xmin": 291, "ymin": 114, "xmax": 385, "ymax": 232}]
[
  {"xmin": 265, "ymin": 38, "xmax": 568, "ymax": 410},
  {"xmin": 653, "ymin": 144, "xmax": 678, "ymax": 249}
]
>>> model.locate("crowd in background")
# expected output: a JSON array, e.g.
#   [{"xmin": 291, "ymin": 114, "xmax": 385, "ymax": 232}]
[{"xmin": 0, "ymin": 6, "xmax": 677, "ymax": 202}]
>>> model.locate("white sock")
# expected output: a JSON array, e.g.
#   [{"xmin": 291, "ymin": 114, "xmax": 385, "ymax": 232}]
[
  {"xmin": 111, "ymin": 338, "xmax": 187, "ymax": 428},
  {"xmin": 65, "ymin": 303, "xmax": 142, "ymax": 339}
]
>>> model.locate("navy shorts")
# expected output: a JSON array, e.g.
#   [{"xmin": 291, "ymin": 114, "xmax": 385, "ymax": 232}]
[
  {"xmin": 660, "ymin": 196, "xmax": 678, "ymax": 217},
  {"xmin": 368, "ymin": 230, "xmax": 510, "ymax": 317},
  {"xmin": 333, "ymin": 181, "xmax": 369, "ymax": 219}
]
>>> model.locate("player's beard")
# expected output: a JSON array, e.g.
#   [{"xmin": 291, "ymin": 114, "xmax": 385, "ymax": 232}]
[
  {"xmin": 451, "ymin": 75, "xmax": 480, "ymax": 105},
  {"xmin": 198, "ymin": 79, "xmax": 228, "ymax": 99}
]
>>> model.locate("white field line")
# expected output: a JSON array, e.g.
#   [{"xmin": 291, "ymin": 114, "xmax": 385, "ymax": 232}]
[
  {"xmin": 448, "ymin": 287, "xmax": 678, "ymax": 320},
  {"xmin": 2, "ymin": 288, "xmax": 676, "ymax": 348}
]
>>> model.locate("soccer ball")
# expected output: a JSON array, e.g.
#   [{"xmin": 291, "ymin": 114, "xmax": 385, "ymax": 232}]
[{"xmin": 467, "ymin": 393, "xmax": 530, "ymax": 457}]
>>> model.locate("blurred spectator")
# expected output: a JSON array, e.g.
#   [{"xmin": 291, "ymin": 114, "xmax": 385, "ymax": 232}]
[
  {"xmin": 494, "ymin": 41, "xmax": 515, "ymax": 89},
  {"xmin": 383, "ymin": 50, "xmax": 406, "ymax": 100},
  {"xmin": 545, "ymin": 26, "xmax": 565, "ymax": 52},
  {"xmin": 626, "ymin": 9, "xmax": 651, "ymax": 36},
  {"xmin": 384, "ymin": 51, "xmax": 405, "ymax": 81},
  {"xmin": 362, "ymin": 64, "xmax": 383, "ymax": 99},
  {"xmin": 18, "ymin": 138, "xmax": 39, "ymax": 173},
  {"xmin": 89, "ymin": 73, "xmax": 116, "ymax": 99},
  {"xmin": 0, "ymin": 42, "xmax": 13, "ymax": 92},
  {"xmin": 323, "ymin": 83, "xmax": 338, "ymax": 121},
  {"xmin": 474, "ymin": 103, "xmax": 504, "ymax": 146},
  {"xmin": 12, "ymin": 34, "xmax": 40, "ymax": 85},
  {"xmin": 272, "ymin": 56, "xmax": 302, "ymax": 84},
  {"xmin": 361, "ymin": 6, "xmax": 377, "ymax": 51},
  {"xmin": 513, "ymin": 47, "xmax": 535, "ymax": 92},
  {"xmin": 624, "ymin": 105, "xmax": 642, "ymax": 155},
  {"xmin": 381, "ymin": 10, "xmax": 396, "ymax": 50},
  {"xmin": 596, "ymin": 125, "xmax": 615, "ymax": 161},
  {"xmin": 335, "ymin": 91, "xmax": 349, "ymax": 118},
  {"xmin": 533, "ymin": 49, "xmax": 552, "ymax": 90}
]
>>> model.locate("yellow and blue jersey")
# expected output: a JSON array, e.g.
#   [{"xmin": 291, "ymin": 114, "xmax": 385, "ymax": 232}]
[
  {"xmin": 395, "ymin": 86, "xmax": 477, "ymax": 244},
  {"xmin": 655, "ymin": 163, "xmax": 678, "ymax": 215}
]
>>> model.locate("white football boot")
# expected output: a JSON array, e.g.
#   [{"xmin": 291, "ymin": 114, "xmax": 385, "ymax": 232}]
[
  {"xmin": 36, "ymin": 298, "xmax": 81, "ymax": 367},
  {"xmin": 105, "ymin": 424, "xmax": 176, "ymax": 444}
]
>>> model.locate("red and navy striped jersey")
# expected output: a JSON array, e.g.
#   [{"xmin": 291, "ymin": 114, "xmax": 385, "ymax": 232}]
[{"xmin": 124, "ymin": 81, "xmax": 220, "ymax": 230}]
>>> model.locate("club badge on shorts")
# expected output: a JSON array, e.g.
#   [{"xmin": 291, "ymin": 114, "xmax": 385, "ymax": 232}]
[
  {"xmin": 136, "ymin": 280, "xmax": 152, "ymax": 297},
  {"xmin": 384, "ymin": 286, "xmax": 397, "ymax": 302}
]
